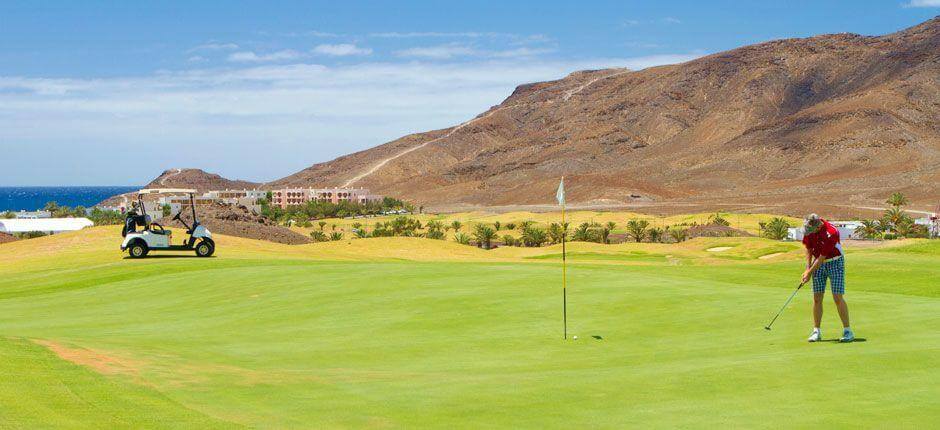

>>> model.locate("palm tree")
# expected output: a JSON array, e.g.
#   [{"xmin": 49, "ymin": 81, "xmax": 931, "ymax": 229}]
[
  {"xmin": 330, "ymin": 232, "xmax": 343, "ymax": 241},
  {"xmin": 548, "ymin": 222, "xmax": 567, "ymax": 244},
  {"xmin": 886, "ymin": 192, "xmax": 909, "ymax": 208},
  {"xmin": 518, "ymin": 221, "xmax": 535, "ymax": 232},
  {"xmin": 318, "ymin": 221, "xmax": 327, "ymax": 231},
  {"xmin": 895, "ymin": 219, "xmax": 914, "ymax": 238},
  {"xmin": 572, "ymin": 222, "xmax": 592, "ymax": 242},
  {"xmin": 668, "ymin": 227, "xmax": 688, "ymax": 243},
  {"xmin": 521, "ymin": 226, "xmax": 548, "ymax": 247},
  {"xmin": 626, "ymin": 219, "xmax": 650, "ymax": 242},
  {"xmin": 760, "ymin": 217, "xmax": 792, "ymax": 240},
  {"xmin": 859, "ymin": 220, "xmax": 881, "ymax": 241},
  {"xmin": 310, "ymin": 230, "xmax": 329, "ymax": 242},
  {"xmin": 425, "ymin": 220, "xmax": 446, "ymax": 240},
  {"xmin": 472, "ymin": 224, "xmax": 497, "ymax": 249},
  {"xmin": 451, "ymin": 220, "xmax": 463, "ymax": 232},
  {"xmin": 601, "ymin": 224, "xmax": 613, "ymax": 244},
  {"xmin": 454, "ymin": 232, "xmax": 471, "ymax": 245},
  {"xmin": 882, "ymin": 207, "xmax": 911, "ymax": 232},
  {"xmin": 493, "ymin": 221, "xmax": 501, "ymax": 231},
  {"xmin": 708, "ymin": 213, "xmax": 730, "ymax": 226},
  {"xmin": 648, "ymin": 227, "xmax": 663, "ymax": 243}
]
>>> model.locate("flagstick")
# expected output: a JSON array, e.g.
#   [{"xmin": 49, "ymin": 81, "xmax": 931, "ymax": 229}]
[{"xmin": 562, "ymin": 198, "xmax": 567, "ymax": 340}]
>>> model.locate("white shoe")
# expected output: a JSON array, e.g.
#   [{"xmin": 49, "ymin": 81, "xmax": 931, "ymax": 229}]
[
  {"xmin": 840, "ymin": 329, "xmax": 855, "ymax": 343},
  {"xmin": 807, "ymin": 330, "xmax": 821, "ymax": 342}
]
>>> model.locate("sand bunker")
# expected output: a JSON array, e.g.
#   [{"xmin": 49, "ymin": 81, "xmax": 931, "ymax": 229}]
[
  {"xmin": 706, "ymin": 246, "xmax": 733, "ymax": 252},
  {"xmin": 758, "ymin": 252, "xmax": 785, "ymax": 260}
]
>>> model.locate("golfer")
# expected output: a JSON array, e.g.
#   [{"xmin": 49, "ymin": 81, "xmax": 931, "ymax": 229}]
[{"xmin": 801, "ymin": 214, "xmax": 854, "ymax": 342}]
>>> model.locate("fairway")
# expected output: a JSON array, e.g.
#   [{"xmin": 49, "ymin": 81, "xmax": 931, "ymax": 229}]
[{"xmin": 1, "ymin": 230, "xmax": 938, "ymax": 428}]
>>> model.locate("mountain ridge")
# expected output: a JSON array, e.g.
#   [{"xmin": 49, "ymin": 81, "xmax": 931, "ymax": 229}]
[{"xmin": 270, "ymin": 16, "xmax": 940, "ymax": 209}]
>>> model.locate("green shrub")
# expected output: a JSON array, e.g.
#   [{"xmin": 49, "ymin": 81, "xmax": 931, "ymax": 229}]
[
  {"xmin": 668, "ymin": 227, "xmax": 688, "ymax": 243},
  {"xmin": 521, "ymin": 226, "xmax": 548, "ymax": 247},
  {"xmin": 548, "ymin": 223, "xmax": 567, "ymax": 244},
  {"xmin": 626, "ymin": 219, "xmax": 650, "ymax": 242},
  {"xmin": 472, "ymin": 224, "xmax": 497, "ymax": 249},
  {"xmin": 14, "ymin": 231, "xmax": 47, "ymax": 239}
]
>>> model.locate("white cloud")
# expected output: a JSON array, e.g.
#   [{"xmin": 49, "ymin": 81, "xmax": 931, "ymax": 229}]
[
  {"xmin": 623, "ymin": 41, "xmax": 663, "ymax": 49},
  {"xmin": 307, "ymin": 30, "xmax": 341, "ymax": 37},
  {"xmin": 663, "ymin": 17, "xmax": 682, "ymax": 24},
  {"xmin": 490, "ymin": 47, "xmax": 555, "ymax": 58},
  {"xmin": 622, "ymin": 20, "xmax": 640, "ymax": 27},
  {"xmin": 188, "ymin": 42, "xmax": 239, "ymax": 52},
  {"xmin": 187, "ymin": 55, "xmax": 208, "ymax": 63},
  {"xmin": 394, "ymin": 44, "xmax": 479, "ymax": 59},
  {"xmin": 227, "ymin": 50, "xmax": 303, "ymax": 62},
  {"xmin": 370, "ymin": 31, "xmax": 503, "ymax": 38},
  {"xmin": 905, "ymin": 0, "xmax": 940, "ymax": 6},
  {"xmin": 312, "ymin": 43, "xmax": 372, "ymax": 56},
  {"xmin": 395, "ymin": 44, "xmax": 554, "ymax": 59},
  {"xmin": 0, "ymin": 53, "xmax": 702, "ymax": 184}
]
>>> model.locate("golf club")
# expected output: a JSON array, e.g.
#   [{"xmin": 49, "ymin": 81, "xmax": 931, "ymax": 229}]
[{"xmin": 764, "ymin": 281, "xmax": 806, "ymax": 330}]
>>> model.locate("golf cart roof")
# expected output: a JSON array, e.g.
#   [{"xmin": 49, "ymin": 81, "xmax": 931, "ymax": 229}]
[{"xmin": 138, "ymin": 188, "xmax": 197, "ymax": 195}]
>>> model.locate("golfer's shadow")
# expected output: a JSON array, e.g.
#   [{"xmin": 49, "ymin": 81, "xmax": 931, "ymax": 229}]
[{"xmin": 820, "ymin": 338, "xmax": 868, "ymax": 343}]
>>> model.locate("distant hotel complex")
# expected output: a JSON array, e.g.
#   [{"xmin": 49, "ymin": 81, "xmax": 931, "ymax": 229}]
[
  {"xmin": 270, "ymin": 188, "xmax": 382, "ymax": 208},
  {"xmin": 148, "ymin": 187, "xmax": 383, "ymax": 213}
]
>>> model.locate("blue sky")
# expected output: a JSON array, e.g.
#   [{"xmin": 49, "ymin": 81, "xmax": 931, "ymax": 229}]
[{"xmin": 1, "ymin": 1, "xmax": 938, "ymax": 185}]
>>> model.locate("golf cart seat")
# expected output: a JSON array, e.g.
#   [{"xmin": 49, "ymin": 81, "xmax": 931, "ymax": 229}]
[{"xmin": 143, "ymin": 215, "xmax": 170, "ymax": 235}]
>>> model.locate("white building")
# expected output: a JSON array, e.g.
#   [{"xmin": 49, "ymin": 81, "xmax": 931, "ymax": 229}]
[
  {"xmin": 915, "ymin": 216, "xmax": 939, "ymax": 238},
  {"xmin": 786, "ymin": 220, "xmax": 864, "ymax": 241},
  {"xmin": 11, "ymin": 210, "xmax": 52, "ymax": 219},
  {"xmin": 0, "ymin": 218, "xmax": 94, "ymax": 235}
]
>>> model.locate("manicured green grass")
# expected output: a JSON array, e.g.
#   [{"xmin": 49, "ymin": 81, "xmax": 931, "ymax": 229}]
[{"xmin": 0, "ymin": 234, "xmax": 938, "ymax": 428}]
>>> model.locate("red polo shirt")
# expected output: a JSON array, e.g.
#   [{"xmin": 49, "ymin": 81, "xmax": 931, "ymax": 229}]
[{"xmin": 802, "ymin": 219, "xmax": 842, "ymax": 259}]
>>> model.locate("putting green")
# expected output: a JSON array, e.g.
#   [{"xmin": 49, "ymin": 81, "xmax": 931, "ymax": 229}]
[{"xmin": 0, "ymin": 230, "xmax": 937, "ymax": 428}]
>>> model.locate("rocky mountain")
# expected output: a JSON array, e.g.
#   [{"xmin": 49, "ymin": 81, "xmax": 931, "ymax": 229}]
[
  {"xmin": 143, "ymin": 168, "xmax": 259, "ymax": 192},
  {"xmin": 271, "ymin": 17, "xmax": 940, "ymax": 210},
  {"xmin": 99, "ymin": 168, "xmax": 259, "ymax": 207}
]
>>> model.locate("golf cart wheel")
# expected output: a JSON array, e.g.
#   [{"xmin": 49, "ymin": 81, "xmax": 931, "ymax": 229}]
[
  {"xmin": 128, "ymin": 242, "xmax": 148, "ymax": 258},
  {"xmin": 195, "ymin": 239, "xmax": 215, "ymax": 257}
]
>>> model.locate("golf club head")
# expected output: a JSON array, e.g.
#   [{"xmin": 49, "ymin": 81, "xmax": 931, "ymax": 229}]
[{"xmin": 764, "ymin": 326, "xmax": 772, "ymax": 331}]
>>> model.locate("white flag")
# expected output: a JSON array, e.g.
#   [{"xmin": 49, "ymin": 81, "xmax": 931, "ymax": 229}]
[{"xmin": 556, "ymin": 177, "xmax": 565, "ymax": 206}]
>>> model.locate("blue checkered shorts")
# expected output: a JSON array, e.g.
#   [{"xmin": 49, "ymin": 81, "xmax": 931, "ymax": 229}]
[{"xmin": 813, "ymin": 256, "xmax": 845, "ymax": 295}]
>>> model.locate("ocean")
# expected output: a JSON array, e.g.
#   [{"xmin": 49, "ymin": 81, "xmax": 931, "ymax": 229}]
[{"xmin": 0, "ymin": 186, "xmax": 139, "ymax": 212}]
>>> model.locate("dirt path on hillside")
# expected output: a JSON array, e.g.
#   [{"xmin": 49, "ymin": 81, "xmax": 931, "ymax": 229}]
[
  {"xmin": 159, "ymin": 168, "xmax": 182, "ymax": 186},
  {"xmin": 342, "ymin": 105, "xmax": 516, "ymax": 187},
  {"xmin": 343, "ymin": 69, "xmax": 632, "ymax": 188}
]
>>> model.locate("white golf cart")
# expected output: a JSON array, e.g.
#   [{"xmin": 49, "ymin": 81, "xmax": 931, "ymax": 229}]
[{"xmin": 120, "ymin": 188, "xmax": 215, "ymax": 258}]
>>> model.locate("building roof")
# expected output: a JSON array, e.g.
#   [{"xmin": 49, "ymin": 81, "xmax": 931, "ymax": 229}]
[{"xmin": 0, "ymin": 218, "xmax": 94, "ymax": 233}]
